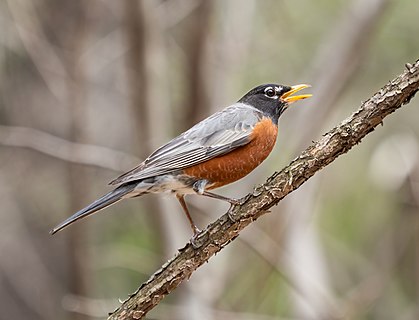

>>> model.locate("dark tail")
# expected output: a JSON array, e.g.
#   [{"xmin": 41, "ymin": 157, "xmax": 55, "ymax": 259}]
[{"xmin": 50, "ymin": 183, "xmax": 137, "ymax": 235}]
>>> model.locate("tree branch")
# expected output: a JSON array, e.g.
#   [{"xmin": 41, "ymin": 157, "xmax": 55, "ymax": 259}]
[
  {"xmin": 0, "ymin": 125, "xmax": 139, "ymax": 171},
  {"xmin": 108, "ymin": 60, "xmax": 419, "ymax": 320}
]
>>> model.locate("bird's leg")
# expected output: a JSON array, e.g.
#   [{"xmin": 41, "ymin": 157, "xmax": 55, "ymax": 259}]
[
  {"xmin": 176, "ymin": 194, "xmax": 200, "ymax": 235},
  {"xmin": 192, "ymin": 180, "xmax": 241, "ymax": 205}
]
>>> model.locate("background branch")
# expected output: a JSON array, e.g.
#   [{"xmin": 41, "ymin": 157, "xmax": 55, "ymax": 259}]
[
  {"xmin": 0, "ymin": 125, "xmax": 139, "ymax": 171},
  {"xmin": 108, "ymin": 61, "xmax": 419, "ymax": 320}
]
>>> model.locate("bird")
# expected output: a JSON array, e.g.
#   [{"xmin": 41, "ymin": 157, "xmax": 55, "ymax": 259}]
[{"xmin": 50, "ymin": 84, "xmax": 311, "ymax": 236}]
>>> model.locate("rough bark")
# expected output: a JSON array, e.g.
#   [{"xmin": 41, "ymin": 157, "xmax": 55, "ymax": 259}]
[{"xmin": 108, "ymin": 60, "xmax": 419, "ymax": 320}]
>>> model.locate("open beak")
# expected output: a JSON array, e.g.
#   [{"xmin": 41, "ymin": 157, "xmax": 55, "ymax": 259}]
[{"xmin": 281, "ymin": 84, "xmax": 312, "ymax": 104}]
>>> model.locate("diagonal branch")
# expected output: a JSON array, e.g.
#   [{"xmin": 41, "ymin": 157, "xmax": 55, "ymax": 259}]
[{"xmin": 109, "ymin": 60, "xmax": 419, "ymax": 320}]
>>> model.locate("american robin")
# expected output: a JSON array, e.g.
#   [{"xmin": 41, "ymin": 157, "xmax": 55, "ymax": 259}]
[{"xmin": 50, "ymin": 84, "xmax": 311, "ymax": 235}]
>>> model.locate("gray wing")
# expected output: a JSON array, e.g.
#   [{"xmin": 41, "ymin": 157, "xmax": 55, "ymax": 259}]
[{"xmin": 109, "ymin": 103, "xmax": 263, "ymax": 186}]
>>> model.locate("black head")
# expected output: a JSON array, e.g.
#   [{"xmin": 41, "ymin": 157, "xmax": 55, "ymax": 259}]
[{"xmin": 238, "ymin": 84, "xmax": 311, "ymax": 124}]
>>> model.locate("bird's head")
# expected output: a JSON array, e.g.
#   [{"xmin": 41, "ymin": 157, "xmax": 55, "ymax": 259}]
[{"xmin": 238, "ymin": 84, "xmax": 312, "ymax": 123}]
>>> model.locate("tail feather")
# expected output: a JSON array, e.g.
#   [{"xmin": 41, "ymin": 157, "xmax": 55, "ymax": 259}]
[{"xmin": 50, "ymin": 183, "xmax": 137, "ymax": 235}]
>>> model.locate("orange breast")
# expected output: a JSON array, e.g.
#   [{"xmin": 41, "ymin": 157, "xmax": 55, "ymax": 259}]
[{"xmin": 183, "ymin": 117, "xmax": 278, "ymax": 189}]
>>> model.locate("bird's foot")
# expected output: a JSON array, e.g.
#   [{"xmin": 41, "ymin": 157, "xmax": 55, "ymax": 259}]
[
  {"xmin": 227, "ymin": 197, "xmax": 241, "ymax": 206},
  {"xmin": 190, "ymin": 227, "xmax": 209, "ymax": 249}
]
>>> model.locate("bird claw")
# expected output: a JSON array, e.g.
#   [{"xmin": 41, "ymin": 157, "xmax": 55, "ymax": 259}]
[
  {"xmin": 227, "ymin": 198, "xmax": 241, "ymax": 206},
  {"xmin": 192, "ymin": 226, "xmax": 201, "ymax": 235},
  {"xmin": 190, "ymin": 227, "xmax": 209, "ymax": 249},
  {"xmin": 227, "ymin": 210, "xmax": 237, "ymax": 222}
]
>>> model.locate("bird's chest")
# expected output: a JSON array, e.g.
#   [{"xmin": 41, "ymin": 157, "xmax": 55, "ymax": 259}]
[{"xmin": 183, "ymin": 117, "xmax": 278, "ymax": 188}]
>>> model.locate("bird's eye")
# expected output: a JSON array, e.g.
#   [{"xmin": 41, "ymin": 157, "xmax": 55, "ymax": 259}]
[{"xmin": 264, "ymin": 87, "xmax": 276, "ymax": 98}]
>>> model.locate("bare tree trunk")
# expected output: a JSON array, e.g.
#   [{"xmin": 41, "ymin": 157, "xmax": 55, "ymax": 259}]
[
  {"xmin": 280, "ymin": 0, "xmax": 392, "ymax": 318},
  {"xmin": 182, "ymin": 0, "xmax": 212, "ymax": 129},
  {"xmin": 123, "ymin": 0, "xmax": 171, "ymax": 253},
  {"xmin": 66, "ymin": 14, "xmax": 91, "ymax": 320},
  {"xmin": 124, "ymin": 0, "xmax": 152, "ymax": 160}
]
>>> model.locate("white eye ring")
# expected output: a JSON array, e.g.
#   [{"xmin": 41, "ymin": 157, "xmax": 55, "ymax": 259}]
[{"xmin": 264, "ymin": 87, "xmax": 276, "ymax": 98}]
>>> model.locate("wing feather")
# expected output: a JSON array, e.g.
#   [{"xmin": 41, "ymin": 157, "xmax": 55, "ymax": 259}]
[{"xmin": 110, "ymin": 103, "xmax": 262, "ymax": 185}]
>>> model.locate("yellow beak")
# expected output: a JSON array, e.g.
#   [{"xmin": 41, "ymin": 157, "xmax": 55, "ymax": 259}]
[{"xmin": 281, "ymin": 84, "xmax": 312, "ymax": 103}]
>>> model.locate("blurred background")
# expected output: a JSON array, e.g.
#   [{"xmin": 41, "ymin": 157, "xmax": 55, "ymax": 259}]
[{"xmin": 0, "ymin": 0, "xmax": 418, "ymax": 319}]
